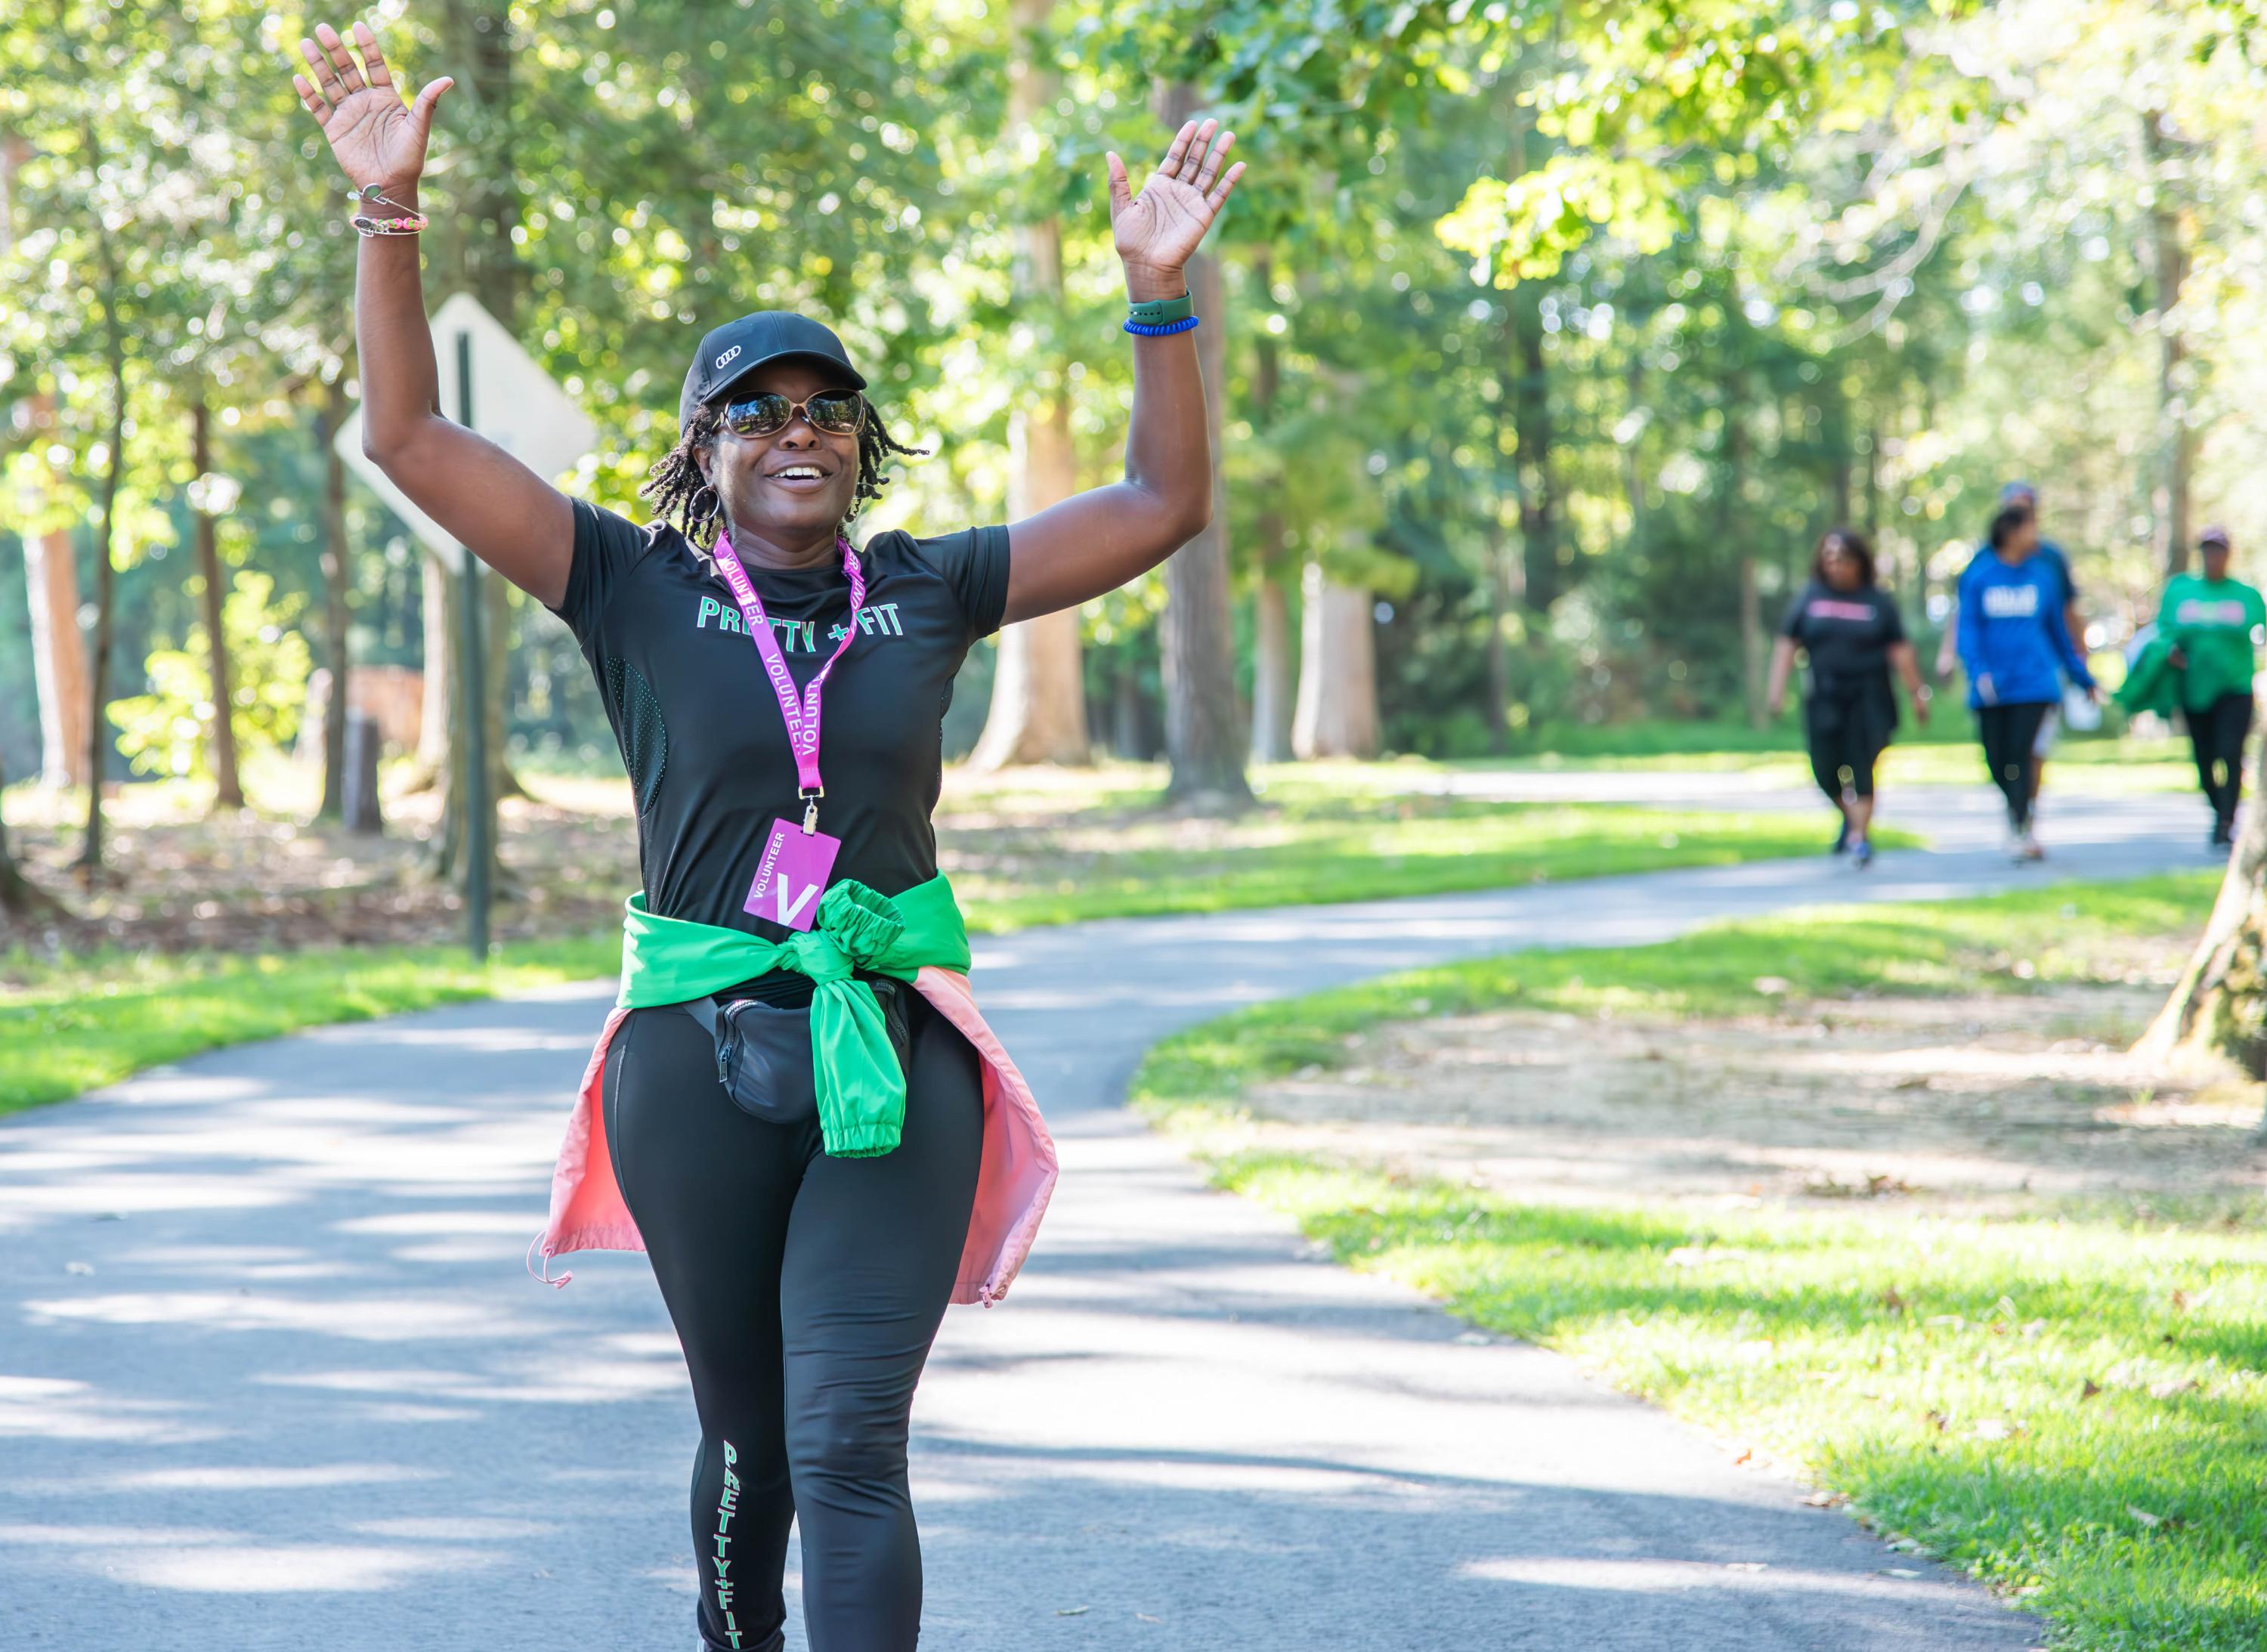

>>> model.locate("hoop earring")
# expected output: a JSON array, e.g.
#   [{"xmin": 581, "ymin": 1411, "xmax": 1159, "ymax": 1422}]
[{"xmin": 690, "ymin": 483, "xmax": 719, "ymax": 524}]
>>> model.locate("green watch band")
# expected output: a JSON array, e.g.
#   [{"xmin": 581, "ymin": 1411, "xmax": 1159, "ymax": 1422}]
[{"xmin": 1127, "ymin": 290, "xmax": 1194, "ymax": 326}]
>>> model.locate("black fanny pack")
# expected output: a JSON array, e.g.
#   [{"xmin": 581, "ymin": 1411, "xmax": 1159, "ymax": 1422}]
[{"xmin": 678, "ymin": 975, "xmax": 916, "ymax": 1126}]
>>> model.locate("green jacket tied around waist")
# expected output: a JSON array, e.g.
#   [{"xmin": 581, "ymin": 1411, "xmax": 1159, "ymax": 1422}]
[{"xmin": 617, "ymin": 872, "xmax": 973, "ymax": 1158}]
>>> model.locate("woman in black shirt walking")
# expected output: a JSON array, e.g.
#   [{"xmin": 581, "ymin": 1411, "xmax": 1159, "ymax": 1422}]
[
  {"xmin": 290, "ymin": 17, "xmax": 1243, "ymax": 1651},
  {"xmin": 1764, "ymin": 528, "xmax": 1930, "ymax": 868}
]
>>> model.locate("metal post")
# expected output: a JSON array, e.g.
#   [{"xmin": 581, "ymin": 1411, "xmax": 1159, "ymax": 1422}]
[{"xmin": 456, "ymin": 329, "xmax": 490, "ymax": 961}]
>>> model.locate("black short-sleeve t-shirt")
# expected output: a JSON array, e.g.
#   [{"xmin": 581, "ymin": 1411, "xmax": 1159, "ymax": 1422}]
[
  {"xmin": 546, "ymin": 500, "xmax": 1010, "ymax": 939},
  {"xmin": 1780, "ymin": 580, "xmax": 1906, "ymax": 701}
]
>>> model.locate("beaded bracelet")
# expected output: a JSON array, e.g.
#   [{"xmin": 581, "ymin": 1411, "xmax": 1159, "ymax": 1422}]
[
  {"xmin": 1124, "ymin": 315, "xmax": 1201, "ymax": 337},
  {"xmin": 349, "ymin": 181, "xmax": 428, "ymax": 237}
]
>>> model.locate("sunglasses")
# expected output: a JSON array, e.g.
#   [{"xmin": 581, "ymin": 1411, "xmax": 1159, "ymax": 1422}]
[{"xmin": 719, "ymin": 389, "xmax": 867, "ymax": 438}]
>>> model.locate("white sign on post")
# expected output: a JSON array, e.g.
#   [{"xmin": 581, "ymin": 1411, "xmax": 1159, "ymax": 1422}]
[{"xmin": 334, "ymin": 291, "xmax": 598, "ymax": 568}]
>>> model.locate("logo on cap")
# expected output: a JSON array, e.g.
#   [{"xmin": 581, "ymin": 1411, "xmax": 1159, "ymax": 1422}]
[{"xmin": 714, "ymin": 345, "xmax": 741, "ymax": 370}]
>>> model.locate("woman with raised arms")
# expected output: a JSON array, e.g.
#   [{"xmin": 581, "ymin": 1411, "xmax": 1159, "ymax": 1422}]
[{"xmin": 290, "ymin": 19, "xmax": 1243, "ymax": 1649}]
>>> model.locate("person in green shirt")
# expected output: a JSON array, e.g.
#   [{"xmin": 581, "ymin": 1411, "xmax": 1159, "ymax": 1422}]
[{"xmin": 2159, "ymin": 524, "xmax": 2266, "ymax": 846}]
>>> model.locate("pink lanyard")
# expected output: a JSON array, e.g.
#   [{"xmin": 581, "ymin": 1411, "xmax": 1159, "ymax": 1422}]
[{"xmin": 707, "ymin": 527, "xmax": 865, "ymax": 831}]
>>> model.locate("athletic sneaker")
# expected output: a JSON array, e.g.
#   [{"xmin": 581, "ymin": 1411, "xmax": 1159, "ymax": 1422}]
[
  {"xmin": 1852, "ymin": 838, "xmax": 1875, "ymax": 871},
  {"xmin": 2018, "ymin": 829, "xmax": 2046, "ymax": 862},
  {"xmin": 2211, "ymin": 821, "xmax": 2233, "ymax": 850}
]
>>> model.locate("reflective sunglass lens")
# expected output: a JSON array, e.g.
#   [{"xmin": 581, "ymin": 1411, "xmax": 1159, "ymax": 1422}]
[
  {"xmin": 809, "ymin": 394, "xmax": 864, "ymax": 432},
  {"xmin": 721, "ymin": 392, "xmax": 863, "ymax": 436},
  {"xmin": 724, "ymin": 396, "xmax": 786, "ymax": 435}
]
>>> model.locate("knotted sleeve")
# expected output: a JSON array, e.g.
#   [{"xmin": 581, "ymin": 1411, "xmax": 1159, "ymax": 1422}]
[{"xmin": 793, "ymin": 880, "xmax": 913, "ymax": 1158}]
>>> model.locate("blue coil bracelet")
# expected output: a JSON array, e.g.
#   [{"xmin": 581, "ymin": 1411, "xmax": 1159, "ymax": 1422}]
[{"xmin": 1124, "ymin": 289, "xmax": 1198, "ymax": 336}]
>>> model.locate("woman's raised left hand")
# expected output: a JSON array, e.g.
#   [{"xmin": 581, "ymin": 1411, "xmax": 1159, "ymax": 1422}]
[{"xmin": 1106, "ymin": 119, "xmax": 1245, "ymax": 292}]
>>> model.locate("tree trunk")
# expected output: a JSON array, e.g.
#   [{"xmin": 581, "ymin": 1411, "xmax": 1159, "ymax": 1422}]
[
  {"xmin": 24, "ymin": 521, "xmax": 88, "ymax": 790},
  {"xmin": 966, "ymin": 312, "xmax": 1086, "ymax": 768},
  {"xmin": 2145, "ymin": 111, "xmax": 2194, "ymax": 580},
  {"xmin": 1483, "ymin": 518, "xmax": 1517, "ymax": 747},
  {"xmin": 425, "ymin": 0, "xmax": 522, "ymax": 875},
  {"xmin": 78, "ymin": 210, "xmax": 127, "ymax": 883},
  {"xmin": 1291, "ymin": 564, "xmax": 1379, "ymax": 759},
  {"xmin": 1507, "ymin": 100, "xmax": 1559, "ymax": 618},
  {"xmin": 1740, "ymin": 556, "xmax": 1767, "ymax": 729},
  {"xmin": 1247, "ymin": 253, "xmax": 1294, "ymax": 766},
  {"xmin": 1823, "ymin": 381, "xmax": 1853, "ymax": 531},
  {"xmin": 969, "ymin": 0, "xmax": 1087, "ymax": 771},
  {"xmin": 1511, "ymin": 277, "xmax": 1557, "ymax": 613},
  {"xmin": 413, "ymin": 549, "xmax": 451, "ymax": 785},
  {"xmin": 2139, "ymin": 680, "xmax": 2267, "ymax": 1133},
  {"xmin": 483, "ymin": 567, "xmax": 523, "ymax": 801},
  {"xmin": 314, "ymin": 379, "xmax": 356, "ymax": 821},
  {"xmin": 0, "ymin": 743, "xmax": 62, "ymax": 921},
  {"xmin": 1152, "ymin": 82, "xmax": 1251, "ymax": 808},
  {"xmin": 21, "ymin": 395, "xmax": 88, "ymax": 789},
  {"xmin": 1251, "ymin": 575, "xmax": 1294, "ymax": 764},
  {"xmin": 191, "ymin": 391, "xmax": 244, "ymax": 808},
  {"xmin": 1111, "ymin": 655, "xmax": 1145, "ymax": 759}
]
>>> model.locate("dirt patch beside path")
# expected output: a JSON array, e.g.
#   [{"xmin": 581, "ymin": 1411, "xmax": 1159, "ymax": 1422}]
[{"xmin": 1243, "ymin": 985, "xmax": 2267, "ymax": 1214}]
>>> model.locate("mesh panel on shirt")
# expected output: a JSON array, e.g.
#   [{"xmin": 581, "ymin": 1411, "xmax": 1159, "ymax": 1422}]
[{"xmin": 603, "ymin": 656, "xmax": 668, "ymax": 814}]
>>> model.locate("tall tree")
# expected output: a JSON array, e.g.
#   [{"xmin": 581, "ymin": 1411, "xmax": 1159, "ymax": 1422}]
[
  {"xmin": 189, "ymin": 389, "xmax": 245, "ymax": 807},
  {"xmin": 1245, "ymin": 252, "xmax": 1294, "ymax": 766},
  {"xmin": 313, "ymin": 376, "xmax": 357, "ymax": 821},
  {"xmin": 1152, "ymin": 81, "xmax": 1251, "ymax": 804},
  {"xmin": 77, "ymin": 174, "xmax": 126, "ymax": 881},
  {"xmin": 0, "ymin": 744, "xmax": 60, "ymax": 921},
  {"xmin": 20, "ymin": 409, "xmax": 89, "ymax": 789},
  {"xmin": 1291, "ymin": 562, "xmax": 1378, "ymax": 759},
  {"xmin": 2143, "ymin": 108, "xmax": 2195, "ymax": 579},
  {"xmin": 970, "ymin": 0, "xmax": 1089, "ymax": 769},
  {"xmin": 1, "ymin": 138, "xmax": 89, "ymax": 790}
]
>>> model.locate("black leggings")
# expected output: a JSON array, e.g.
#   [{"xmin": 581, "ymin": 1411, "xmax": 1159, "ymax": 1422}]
[
  {"xmin": 1804, "ymin": 699, "xmax": 1885, "ymax": 804},
  {"xmin": 2188, "ymin": 691, "xmax": 2256, "ymax": 826},
  {"xmin": 603, "ymin": 990, "xmax": 985, "ymax": 1652},
  {"xmin": 1977, "ymin": 701, "xmax": 2052, "ymax": 829}
]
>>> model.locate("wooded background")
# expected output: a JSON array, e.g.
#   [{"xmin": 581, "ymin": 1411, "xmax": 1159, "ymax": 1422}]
[{"xmin": 5, "ymin": 0, "xmax": 2264, "ymax": 855}]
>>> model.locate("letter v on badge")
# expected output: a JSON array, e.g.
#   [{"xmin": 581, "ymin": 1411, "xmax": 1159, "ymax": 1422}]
[{"xmin": 747, "ymin": 820, "xmax": 834, "ymax": 927}]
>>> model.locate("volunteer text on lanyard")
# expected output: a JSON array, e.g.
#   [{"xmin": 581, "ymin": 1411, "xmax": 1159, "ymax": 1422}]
[{"xmin": 707, "ymin": 527, "xmax": 864, "ymax": 932}]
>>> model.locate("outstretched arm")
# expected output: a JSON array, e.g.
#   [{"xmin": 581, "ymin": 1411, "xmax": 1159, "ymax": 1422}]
[
  {"xmin": 1000, "ymin": 119, "xmax": 1246, "ymax": 626},
  {"xmin": 292, "ymin": 20, "xmax": 572, "ymax": 608}
]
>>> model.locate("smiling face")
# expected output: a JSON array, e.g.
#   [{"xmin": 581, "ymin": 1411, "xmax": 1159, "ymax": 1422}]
[{"xmin": 694, "ymin": 359, "xmax": 864, "ymax": 564}]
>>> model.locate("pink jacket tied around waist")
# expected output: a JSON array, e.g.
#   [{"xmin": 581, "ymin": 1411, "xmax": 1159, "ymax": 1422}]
[{"xmin": 530, "ymin": 966, "xmax": 1057, "ymax": 1306}]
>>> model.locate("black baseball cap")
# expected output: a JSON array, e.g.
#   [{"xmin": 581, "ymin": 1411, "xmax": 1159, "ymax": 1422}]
[{"xmin": 679, "ymin": 311, "xmax": 867, "ymax": 429}]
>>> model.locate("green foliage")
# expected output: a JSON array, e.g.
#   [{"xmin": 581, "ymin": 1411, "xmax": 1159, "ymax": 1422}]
[
  {"xmin": 8, "ymin": 0, "xmax": 2267, "ymax": 779},
  {"xmin": 108, "ymin": 570, "xmax": 313, "ymax": 780}
]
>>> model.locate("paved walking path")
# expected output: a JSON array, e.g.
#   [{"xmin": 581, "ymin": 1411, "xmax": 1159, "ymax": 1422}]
[{"xmin": 0, "ymin": 787, "xmax": 2210, "ymax": 1649}]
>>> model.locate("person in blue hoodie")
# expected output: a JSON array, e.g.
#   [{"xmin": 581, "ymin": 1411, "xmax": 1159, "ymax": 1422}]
[{"xmin": 1957, "ymin": 500, "xmax": 2099, "ymax": 860}]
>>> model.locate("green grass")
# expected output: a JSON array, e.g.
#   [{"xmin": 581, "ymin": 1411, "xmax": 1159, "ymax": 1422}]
[
  {"xmin": 949, "ymin": 801, "xmax": 1922, "ymax": 930},
  {"xmin": 1494, "ymin": 732, "xmax": 2199, "ymax": 794},
  {"xmin": 1132, "ymin": 874, "xmax": 2267, "ymax": 1650},
  {"xmin": 0, "ymin": 796, "xmax": 1915, "ymax": 1117},
  {"xmin": 0, "ymin": 936, "xmax": 619, "ymax": 1118}
]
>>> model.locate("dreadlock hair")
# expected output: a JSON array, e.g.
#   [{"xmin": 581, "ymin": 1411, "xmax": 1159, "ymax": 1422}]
[{"xmin": 638, "ymin": 395, "xmax": 930, "ymax": 551}]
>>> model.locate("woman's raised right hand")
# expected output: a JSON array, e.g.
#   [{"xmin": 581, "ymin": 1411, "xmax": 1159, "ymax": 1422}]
[{"xmin": 292, "ymin": 20, "xmax": 452, "ymax": 199}]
